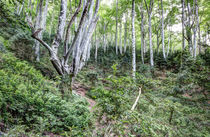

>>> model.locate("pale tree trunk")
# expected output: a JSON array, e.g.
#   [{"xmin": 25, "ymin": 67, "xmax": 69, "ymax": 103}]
[
  {"xmin": 139, "ymin": 2, "xmax": 144, "ymax": 64},
  {"xmin": 75, "ymin": 0, "xmax": 78, "ymax": 31},
  {"xmin": 103, "ymin": 22, "xmax": 106, "ymax": 52},
  {"xmin": 115, "ymin": 0, "xmax": 118, "ymax": 55},
  {"xmin": 119, "ymin": 20, "xmax": 123, "ymax": 54},
  {"xmin": 95, "ymin": 28, "xmax": 98, "ymax": 61},
  {"xmin": 31, "ymin": 0, "xmax": 100, "ymax": 97},
  {"xmin": 193, "ymin": 0, "xmax": 199, "ymax": 57},
  {"xmin": 167, "ymin": 26, "xmax": 171, "ymax": 57},
  {"xmin": 34, "ymin": 0, "xmax": 44, "ymax": 62},
  {"xmin": 131, "ymin": 0, "xmax": 136, "ymax": 79},
  {"xmin": 187, "ymin": 0, "xmax": 193, "ymax": 54},
  {"xmin": 157, "ymin": 0, "xmax": 161, "ymax": 55},
  {"xmin": 49, "ymin": 0, "xmax": 55, "ymax": 37},
  {"xmin": 182, "ymin": 0, "xmax": 186, "ymax": 49},
  {"xmin": 124, "ymin": 13, "xmax": 127, "ymax": 53},
  {"xmin": 144, "ymin": 0, "xmax": 154, "ymax": 67},
  {"xmin": 198, "ymin": 19, "xmax": 201, "ymax": 54},
  {"xmin": 161, "ymin": 0, "xmax": 166, "ymax": 60}
]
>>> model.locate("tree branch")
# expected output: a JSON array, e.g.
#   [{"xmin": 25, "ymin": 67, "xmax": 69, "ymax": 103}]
[
  {"xmin": 131, "ymin": 87, "xmax": 142, "ymax": 111},
  {"xmin": 64, "ymin": 0, "xmax": 82, "ymax": 55},
  {"xmin": 31, "ymin": 29, "xmax": 53, "ymax": 53},
  {"xmin": 64, "ymin": 0, "xmax": 92, "ymax": 63}
]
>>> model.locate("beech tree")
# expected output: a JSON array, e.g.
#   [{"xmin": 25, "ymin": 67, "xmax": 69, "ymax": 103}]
[
  {"xmin": 115, "ymin": 0, "xmax": 118, "ymax": 55},
  {"xmin": 29, "ymin": 0, "xmax": 100, "ymax": 96},
  {"xmin": 161, "ymin": 0, "xmax": 166, "ymax": 60},
  {"xmin": 144, "ymin": 0, "xmax": 154, "ymax": 67},
  {"xmin": 131, "ymin": 0, "xmax": 136, "ymax": 78}
]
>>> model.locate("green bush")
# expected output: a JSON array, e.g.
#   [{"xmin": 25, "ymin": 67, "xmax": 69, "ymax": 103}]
[{"xmin": 0, "ymin": 53, "xmax": 91, "ymax": 134}]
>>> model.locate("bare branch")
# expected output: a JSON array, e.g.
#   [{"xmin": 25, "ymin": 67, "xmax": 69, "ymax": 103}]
[
  {"xmin": 31, "ymin": 30, "xmax": 53, "ymax": 53},
  {"xmin": 64, "ymin": 0, "xmax": 82, "ymax": 55},
  {"xmin": 131, "ymin": 87, "xmax": 142, "ymax": 111}
]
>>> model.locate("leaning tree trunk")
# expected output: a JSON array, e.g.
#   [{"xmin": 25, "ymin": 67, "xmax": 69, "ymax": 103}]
[
  {"xmin": 31, "ymin": 0, "xmax": 100, "ymax": 98},
  {"xmin": 131, "ymin": 0, "xmax": 136, "ymax": 79}
]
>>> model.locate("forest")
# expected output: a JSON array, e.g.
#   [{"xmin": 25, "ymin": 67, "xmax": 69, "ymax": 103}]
[{"xmin": 0, "ymin": 0, "xmax": 209, "ymax": 136}]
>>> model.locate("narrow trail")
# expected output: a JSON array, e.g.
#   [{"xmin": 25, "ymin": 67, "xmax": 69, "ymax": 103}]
[
  {"xmin": 72, "ymin": 82, "xmax": 96, "ymax": 111},
  {"xmin": 72, "ymin": 82, "xmax": 112, "ymax": 136}
]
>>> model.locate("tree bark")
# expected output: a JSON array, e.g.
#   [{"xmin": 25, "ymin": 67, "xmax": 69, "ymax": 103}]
[
  {"xmin": 115, "ymin": 0, "xmax": 118, "ymax": 55},
  {"xmin": 161, "ymin": 0, "xmax": 166, "ymax": 60},
  {"xmin": 119, "ymin": 20, "xmax": 123, "ymax": 54},
  {"xmin": 131, "ymin": 0, "xmax": 136, "ymax": 79},
  {"xmin": 182, "ymin": 0, "xmax": 186, "ymax": 49},
  {"xmin": 186, "ymin": 0, "xmax": 193, "ymax": 54},
  {"xmin": 144, "ymin": 0, "xmax": 154, "ymax": 67},
  {"xmin": 34, "ymin": 0, "xmax": 44, "ymax": 62},
  {"xmin": 193, "ymin": 0, "xmax": 199, "ymax": 57},
  {"xmin": 140, "ymin": 3, "xmax": 144, "ymax": 64},
  {"xmin": 124, "ymin": 13, "xmax": 127, "ymax": 53}
]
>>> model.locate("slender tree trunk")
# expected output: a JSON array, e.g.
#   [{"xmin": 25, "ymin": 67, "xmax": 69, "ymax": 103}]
[
  {"xmin": 140, "ymin": 3, "xmax": 144, "ymax": 64},
  {"xmin": 167, "ymin": 26, "xmax": 171, "ymax": 57},
  {"xmin": 187, "ymin": 0, "xmax": 193, "ymax": 54},
  {"xmin": 149, "ymin": 14, "xmax": 154, "ymax": 67},
  {"xmin": 95, "ymin": 28, "xmax": 98, "ymax": 61},
  {"xmin": 115, "ymin": 0, "xmax": 118, "ymax": 55},
  {"xmin": 119, "ymin": 20, "xmax": 123, "ymax": 54},
  {"xmin": 124, "ymin": 13, "xmax": 127, "ymax": 53},
  {"xmin": 34, "ymin": 0, "xmax": 44, "ymax": 62},
  {"xmin": 198, "ymin": 20, "xmax": 201, "ymax": 54},
  {"xmin": 161, "ymin": 0, "xmax": 166, "ymax": 60},
  {"xmin": 144, "ymin": 0, "xmax": 154, "ymax": 67},
  {"xmin": 131, "ymin": 0, "xmax": 136, "ymax": 79},
  {"xmin": 49, "ymin": 0, "xmax": 55, "ymax": 37},
  {"xmin": 182, "ymin": 0, "xmax": 186, "ymax": 49},
  {"xmin": 103, "ymin": 22, "xmax": 106, "ymax": 52},
  {"xmin": 193, "ymin": 0, "xmax": 199, "ymax": 57}
]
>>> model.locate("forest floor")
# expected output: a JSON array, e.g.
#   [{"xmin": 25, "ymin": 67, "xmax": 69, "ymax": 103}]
[
  {"xmin": 0, "ymin": 44, "xmax": 209, "ymax": 136},
  {"xmin": 72, "ymin": 82, "xmax": 96, "ymax": 111}
]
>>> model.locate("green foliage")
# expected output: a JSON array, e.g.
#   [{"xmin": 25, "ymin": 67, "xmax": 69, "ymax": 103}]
[{"xmin": 0, "ymin": 53, "xmax": 91, "ymax": 134}]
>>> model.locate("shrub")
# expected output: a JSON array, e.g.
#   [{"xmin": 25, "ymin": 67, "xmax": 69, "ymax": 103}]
[{"xmin": 0, "ymin": 53, "xmax": 91, "ymax": 134}]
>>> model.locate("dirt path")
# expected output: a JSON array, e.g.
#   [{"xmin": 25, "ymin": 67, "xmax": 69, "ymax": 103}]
[
  {"xmin": 72, "ymin": 82, "xmax": 96, "ymax": 111},
  {"xmin": 72, "ymin": 83, "xmax": 116, "ymax": 136}
]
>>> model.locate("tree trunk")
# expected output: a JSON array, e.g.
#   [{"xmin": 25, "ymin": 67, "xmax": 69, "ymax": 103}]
[
  {"xmin": 161, "ymin": 0, "xmax": 166, "ymax": 60},
  {"xmin": 95, "ymin": 26, "xmax": 98, "ymax": 61},
  {"xmin": 131, "ymin": 0, "xmax": 136, "ymax": 79},
  {"xmin": 34, "ymin": 0, "xmax": 44, "ymax": 62},
  {"xmin": 182, "ymin": 0, "xmax": 186, "ymax": 49},
  {"xmin": 103, "ymin": 22, "xmax": 106, "ymax": 52},
  {"xmin": 119, "ymin": 20, "xmax": 123, "ymax": 54},
  {"xmin": 187, "ymin": 1, "xmax": 193, "ymax": 54},
  {"xmin": 167, "ymin": 26, "xmax": 171, "ymax": 57},
  {"xmin": 124, "ymin": 13, "xmax": 127, "ymax": 53},
  {"xmin": 140, "ymin": 3, "xmax": 144, "ymax": 64},
  {"xmin": 49, "ymin": 0, "xmax": 55, "ymax": 37},
  {"xmin": 193, "ymin": 0, "xmax": 199, "ymax": 57},
  {"xmin": 115, "ymin": 0, "xmax": 118, "ymax": 55}
]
